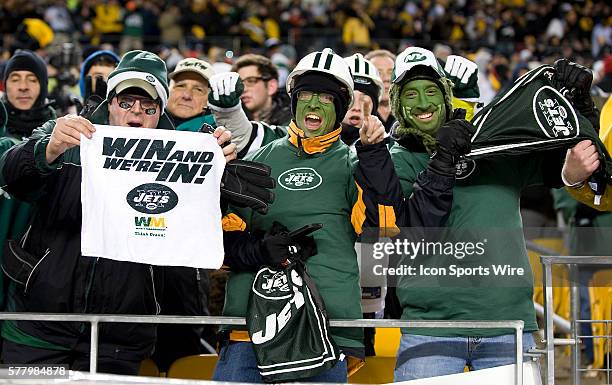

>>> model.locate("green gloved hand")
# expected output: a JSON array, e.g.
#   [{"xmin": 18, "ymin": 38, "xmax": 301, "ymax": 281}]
[
  {"xmin": 443, "ymin": 55, "xmax": 480, "ymax": 100},
  {"xmin": 208, "ymin": 72, "xmax": 244, "ymax": 110}
]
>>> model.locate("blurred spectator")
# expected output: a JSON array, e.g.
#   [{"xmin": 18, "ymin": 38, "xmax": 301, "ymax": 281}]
[
  {"xmin": 10, "ymin": 19, "xmax": 54, "ymax": 54},
  {"xmin": 78, "ymin": 50, "xmax": 120, "ymax": 99},
  {"xmin": 92, "ymin": 0, "xmax": 123, "ymax": 46},
  {"xmin": 119, "ymin": 1, "xmax": 145, "ymax": 54},
  {"xmin": 241, "ymin": 4, "xmax": 281, "ymax": 47},
  {"xmin": 592, "ymin": 16, "xmax": 612, "ymax": 59},
  {"xmin": 342, "ymin": 3, "xmax": 373, "ymax": 50},
  {"xmin": 265, "ymin": 38, "xmax": 291, "ymax": 88},
  {"xmin": 44, "ymin": 0, "xmax": 74, "ymax": 36},
  {"xmin": 158, "ymin": 5, "xmax": 183, "ymax": 47},
  {"xmin": 433, "ymin": 43, "xmax": 452, "ymax": 64},
  {"xmin": 597, "ymin": 55, "xmax": 612, "ymax": 93},
  {"xmin": 232, "ymin": 53, "xmax": 291, "ymax": 126},
  {"xmin": 365, "ymin": 49, "xmax": 396, "ymax": 132}
]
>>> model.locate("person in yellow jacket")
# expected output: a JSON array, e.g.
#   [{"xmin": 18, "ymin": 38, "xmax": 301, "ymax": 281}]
[
  {"xmin": 565, "ymin": 95, "xmax": 612, "ymax": 210},
  {"xmin": 342, "ymin": 4, "xmax": 373, "ymax": 49}
]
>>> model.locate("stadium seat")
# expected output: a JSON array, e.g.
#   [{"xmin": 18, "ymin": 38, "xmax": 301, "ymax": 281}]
[
  {"xmin": 138, "ymin": 358, "xmax": 160, "ymax": 377},
  {"xmin": 166, "ymin": 354, "xmax": 218, "ymax": 380},
  {"xmin": 589, "ymin": 269, "xmax": 612, "ymax": 370},
  {"xmin": 374, "ymin": 327, "xmax": 401, "ymax": 357},
  {"xmin": 349, "ymin": 356, "xmax": 396, "ymax": 384}
]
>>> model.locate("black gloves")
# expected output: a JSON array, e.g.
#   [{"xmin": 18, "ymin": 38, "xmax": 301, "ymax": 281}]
[
  {"xmin": 553, "ymin": 58, "xmax": 599, "ymax": 130},
  {"xmin": 223, "ymin": 222, "xmax": 320, "ymax": 271},
  {"xmin": 79, "ymin": 76, "xmax": 108, "ymax": 119},
  {"xmin": 261, "ymin": 222, "xmax": 319, "ymax": 267},
  {"xmin": 221, "ymin": 160, "xmax": 276, "ymax": 214},
  {"xmin": 427, "ymin": 109, "xmax": 475, "ymax": 177}
]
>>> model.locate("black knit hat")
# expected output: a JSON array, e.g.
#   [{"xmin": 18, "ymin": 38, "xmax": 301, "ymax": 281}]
[
  {"xmin": 3, "ymin": 49, "xmax": 48, "ymax": 108},
  {"xmin": 353, "ymin": 75, "xmax": 380, "ymax": 114},
  {"xmin": 290, "ymin": 72, "xmax": 350, "ymax": 128}
]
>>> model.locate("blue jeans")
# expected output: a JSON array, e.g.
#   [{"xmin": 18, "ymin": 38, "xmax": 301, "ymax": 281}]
[
  {"xmin": 212, "ymin": 342, "xmax": 348, "ymax": 383},
  {"xmin": 394, "ymin": 333, "xmax": 536, "ymax": 381}
]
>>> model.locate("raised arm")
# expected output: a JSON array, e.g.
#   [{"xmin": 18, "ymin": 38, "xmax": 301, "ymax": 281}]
[{"xmin": 353, "ymin": 111, "xmax": 473, "ymax": 231}]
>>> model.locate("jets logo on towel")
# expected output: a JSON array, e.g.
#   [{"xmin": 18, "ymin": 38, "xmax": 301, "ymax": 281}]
[
  {"xmin": 455, "ymin": 158, "xmax": 476, "ymax": 180},
  {"xmin": 533, "ymin": 86, "xmax": 579, "ymax": 139},
  {"xmin": 126, "ymin": 183, "xmax": 179, "ymax": 214}
]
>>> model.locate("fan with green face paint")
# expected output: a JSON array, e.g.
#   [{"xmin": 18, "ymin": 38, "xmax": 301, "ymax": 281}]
[
  {"xmin": 399, "ymin": 79, "xmax": 447, "ymax": 136},
  {"xmin": 295, "ymin": 91, "xmax": 337, "ymax": 138}
]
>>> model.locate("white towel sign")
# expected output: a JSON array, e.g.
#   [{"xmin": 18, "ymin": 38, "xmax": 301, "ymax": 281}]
[{"xmin": 80, "ymin": 124, "xmax": 225, "ymax": 268}]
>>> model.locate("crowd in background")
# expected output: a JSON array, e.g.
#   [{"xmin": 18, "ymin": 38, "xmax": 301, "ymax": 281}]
[
  {"xmin": 0, "ymin": 0, "xmax": 610, "ymax": 60},
  {"xmin": 0, "ymin": 0, "xmax": 611, "ymax": 379},
  {"xmin": 0, "ymin": 0, "xmax": 610, "ymax": 115},
  {"xmin": 1, "ymin": 0, "xmax": 611, "ymax": 75}
]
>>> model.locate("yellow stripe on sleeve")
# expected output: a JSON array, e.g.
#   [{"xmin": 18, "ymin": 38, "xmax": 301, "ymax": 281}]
[
  {"xmin": 378, "ymin": 205, "xmax": 400, "ymax": 237},
  {"xmin": 351, "ymin": 183, "xmax": 367, "ymax": 235}
]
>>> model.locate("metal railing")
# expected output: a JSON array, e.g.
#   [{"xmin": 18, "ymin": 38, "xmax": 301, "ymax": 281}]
[
  {"xmin": 540, "ymin": 255, "xmax": 612, "ymax": 385},
  {"xmin": 0, "ymin": 313, "xmax": 526, "ymax": 385}
]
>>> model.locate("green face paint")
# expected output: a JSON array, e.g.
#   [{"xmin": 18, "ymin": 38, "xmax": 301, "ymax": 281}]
[
  {"xmin": 296, "ymin": 92, "xmax": 337, "ymax": 138},
  {"xmin": 400, "ymin": 79, "xmax": 446, "ymax": 135}
]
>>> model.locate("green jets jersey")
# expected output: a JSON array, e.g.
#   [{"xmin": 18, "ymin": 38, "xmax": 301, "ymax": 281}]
[{"xmin": 223, "ymin": 136, "xmax": 365, "ymax": 349}]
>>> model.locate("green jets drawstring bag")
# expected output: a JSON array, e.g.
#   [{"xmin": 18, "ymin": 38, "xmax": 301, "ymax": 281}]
[{"xmin": 247, "ymin": 259, "xmax": 340, "ymax": 382}]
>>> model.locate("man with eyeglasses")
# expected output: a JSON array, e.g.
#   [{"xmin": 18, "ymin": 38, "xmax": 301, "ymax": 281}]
[
  {"xmin": 0, "ymin": 50, "xmax": 238, "ymax": 374},
  {"xmin": 232, "ymin": 54, "xmax": 291, "ymax": 126}
]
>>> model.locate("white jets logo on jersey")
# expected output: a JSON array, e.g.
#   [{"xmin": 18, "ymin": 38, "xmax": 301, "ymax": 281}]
[
  {"xmin": 278, "ymin": 167, "xmax": 323, "ymax": 191},
  {"xmin": 455, "ymin": 158, "xmax": 477, "ymax": 180}
]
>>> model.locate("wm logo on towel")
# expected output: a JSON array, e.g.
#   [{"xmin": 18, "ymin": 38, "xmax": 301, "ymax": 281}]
[{"xmin": 134, "ymin": 216, "xmax": 166, "ymax": 229}]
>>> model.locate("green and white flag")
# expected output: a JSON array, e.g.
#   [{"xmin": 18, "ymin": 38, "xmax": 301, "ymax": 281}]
[{"xmin": 468, "ymin": 65, "xmax": 612, "ymax": 180}]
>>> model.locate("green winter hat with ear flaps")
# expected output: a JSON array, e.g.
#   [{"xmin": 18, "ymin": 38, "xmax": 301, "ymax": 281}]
[{"xmin": 390, "ymin": 47, "xmax": 454, "ymax": 154}]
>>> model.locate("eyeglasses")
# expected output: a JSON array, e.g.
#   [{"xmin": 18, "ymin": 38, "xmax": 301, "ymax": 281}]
[
  {"xmin": 241, "ymin": 76, "xmax": 270, "ymax": 86},
  {"xmin": 116, "ymin": 95, "xmax": 159, "ymax": 115},
  {"xmin": 297, "ymin": 90, "xmax": 334, "ymax": 104}
]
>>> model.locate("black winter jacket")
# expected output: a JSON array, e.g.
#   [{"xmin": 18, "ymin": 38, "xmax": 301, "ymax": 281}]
[{"xmin": 0, "ymin": 104, "xmax": 175, "ymax": 361}]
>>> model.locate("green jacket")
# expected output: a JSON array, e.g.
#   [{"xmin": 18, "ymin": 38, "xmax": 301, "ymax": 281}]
[
  {"xmin": 0, "ymin": 101, "xmax": 174, "ymax": 351},
  {"xmin": 223, "ymin": 136, "xmax": 365, "ymax": 349},
  {"xmin": 552, "ymin": 188, "xmax": 612, "ymax": 256},
  {"xmin": 174, "ymin": 113, "xmax": 217, "ymax": 133},
  {"xmin": 0, "ymin": 137, "xmax": 32, "ymax": 308},
  {"xmin": 390, "ymin": 140, "xmax": 564, "ymax": 337}
]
